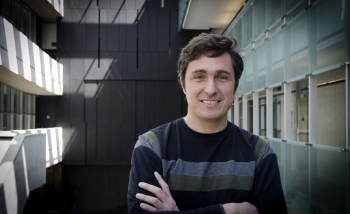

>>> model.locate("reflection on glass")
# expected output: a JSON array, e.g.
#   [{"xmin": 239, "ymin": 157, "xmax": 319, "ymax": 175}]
[
  {"xmin": 239, "ymin": 101, "xmax": 243, "ymax": 128},
  {"xmin": 247, "ymin": 100, "xmax": 253, "ymax": 133},
  {"xmin": 273, "ymin": 94, "xmax": 284, "ymax": 139},
  {"xmin": 291, "ymin": 79, "xmax": 309, "ymax": 143},
  {"xmin": 259, "ymin": 98, "xmax": 266, "ymax": 136}
]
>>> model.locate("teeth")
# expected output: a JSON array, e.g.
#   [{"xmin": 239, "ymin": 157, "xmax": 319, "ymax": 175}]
[{"xmin": 203, "ymin": 100, "xmax": 218, "ymax": 104}]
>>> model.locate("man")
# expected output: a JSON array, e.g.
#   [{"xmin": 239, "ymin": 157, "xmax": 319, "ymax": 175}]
[{"xmin": 127, "ymin": 33, "xmax": 287, "ymax": 214}]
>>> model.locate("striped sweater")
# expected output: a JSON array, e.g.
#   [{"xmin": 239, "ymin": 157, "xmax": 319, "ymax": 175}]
[{"xmin": 128, "ymin": 118, "xmax": 287, "ymax": 214}]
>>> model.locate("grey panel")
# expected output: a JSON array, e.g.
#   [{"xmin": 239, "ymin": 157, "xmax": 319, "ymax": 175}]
[
  {"xmin": 110, "ymin": 52, "xmax": 123, "ymax": 79},
  {"xmin": 69, "ymin": 79, "xmax": 85, "ymax": 122},
  {"xmin": 56, "ymin": 80, "xmax": 70, "ymax": 125},
  {"xmin": 107, "ymin": 10, "xmax": 120, "ymax": 51},
  {"xmin": 136, "ymin": 0, "xmax": 147, "ymax": 9},
  {"xmin": 99, "ymin": 52, "xmax": 111, "ymax": 79},
  {"xmin": 148, "ymin": 11, "xmax": 157, "ymax": 51},
  {"xmin": 0, "ymin": 48, "xmax": 9, "ymax": 69},
  {"xmin": 138, "ymin": 10, "xmax": 149, "ymax": 51},
  {"xmin": 86, "ymin": 9, "xmax": 99, "ymax": 51},
  {"xmin": 97, "ymin": 81, "xmax": 111, "ymax": 123},
  {"xmin": 121, "ymin": 122, "xmax": 135, "ymax": 164},
  {"xmin": 169, "ymin": 81, "xmax": 183, "ymax": 121},
  {"xmin": 119, "ymin": 10, "xmax": 127, "ymax": 51},
  {"xmin": 123, "ymin": 81, "xmax": 136, "ymax": 122},
  {"xmin": 136, "ymin": 81, "xmax": 145, "ymax": 122},
  {"xmin": 99, "ymin": 0, "xmax": 111, "ymax": 9},
  {"xmin": 96, "ymin": 122, "xmax": 109, "ymax": 164},
  {"xmin": 109, "ymin": 122, "xmax": 122, "ymax": 164},
  {"xmin": 144, "ymin": 81, "xmax": 156, "ymax": 123},
  {"xmin": 86, "ymin": 122, "xmax": 96, "ymax": 164},
  {"xmin": 68, "ymin": 0, "xmax": 79, "ymax": 8},
  {"xmin": 147, "ymin": 0, "xmax": 162, "ymax": 9},
  {"xmin": 124, "ymin": 0, "xmax": 135, "ymax": 9},
  {"xmin": 155, "ymin": 81, "xmax": 169, "ymax": 124},
  {"xmin": 111, "ymin": 0, "xmax": 125, "ymax": 9},
  {"xmin": 57, "ymin": 8, "xmax": 72, "ymax": 51},
  {"xmin": 27, "ymin": 40, "xmax": 35, "ymax": 69},
  {"xmin": 157, "ymin": 11, "xmax": 169, "ymax": 52},
  {"xmin": 84, "ymin": 82, "xmax": 97, "ymax": 122},
  {"xmin": 0, "ymin": 17, "xmax": 7, "ymax": 50},
  {"xmin": 110, "ymin": 82, "xmax": 123, "ymax": 122},
  {"xmin": 158, "ymin": 52, "xmax": 170, "ymax": 79},
  {"xmin": 17, "ymin": 58, "xmax": 24, "ymax": 78},
  {"xmin": 72, "ymin": 9, "xmax": 86, "ymax": 51},
  {"xmin": 61, "ymin": 122, "xmax": 72, "ymax": 164},
  {"xmin": 100, "ymin": 10, "xmax": 107, "ymax": 51},
  {"xmin": 57, "ymin": 50, "xmax": 70, "ymax": 80},
  {"xmin": 122, "ymin": 52, "xmax": 137, "ymax": 79},
  {"xmin": 80, "ymin": 0, "xmax": 97, "ymax": 9},
  {"xmin": 13, "ymin": 29, "xmax": 21, "ymax": 60},
  {"xmin": 150, "ymin": 52, "xmax": 158, "ymax": 79},
  {"xmin": 127, "ymin": 10, "xmax": 137, "ymax": 51},
  {"xmin": 69, "ymin": 122, "xmax": 86, "ymax": 165},
  {"xmin": 137, "ymin": 52, "xmax": 150, "ymax": 80},
  {"xmin": 84, "ymin": 52, "xmax": 98, "ymax": 80}
]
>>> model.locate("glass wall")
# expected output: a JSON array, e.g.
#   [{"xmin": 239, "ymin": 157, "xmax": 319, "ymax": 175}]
[
  {"xmin": 0, "ymin": 0, "xmax": 37, "ymax": 42},
  {"xmin": 0, "ymin": 83, "xmax": 36, "ymax": 130}
]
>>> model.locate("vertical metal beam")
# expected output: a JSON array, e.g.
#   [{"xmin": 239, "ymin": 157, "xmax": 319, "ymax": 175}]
[
  {"xmin": 346, "ymin": 64, "xmax": 350, "ymax": 150},
  {"xmin": 243, "ymin": 95, "xmax": 248, "ymax": 130},
  {"xmin": 234, "ymin": 98, "xmax": 240, "ymax": 126},
  {"xmin": 253, "ymin": 92, "xmax": 259, "ymax": 135},
  {"xmin": 284, "ymin": 83, "xmax": 292, "ymax": 140},
  {"xmin": 309, "ymin": 75, "xmax": 318, "ymax": 144},
  {"xmin": 266, "ymin": 88, "xmax": 273, "ymax": 138}
]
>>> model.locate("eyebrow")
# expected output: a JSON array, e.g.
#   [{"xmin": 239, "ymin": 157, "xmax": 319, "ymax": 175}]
[{"xmin": 191, "ymin": 69, "xmax": 232, "ymax": 75}]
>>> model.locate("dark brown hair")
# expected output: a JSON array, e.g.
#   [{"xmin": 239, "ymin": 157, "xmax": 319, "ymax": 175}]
[{"xmin": 177, "ymin": 33, "xmax": 243, "ymax": 92}]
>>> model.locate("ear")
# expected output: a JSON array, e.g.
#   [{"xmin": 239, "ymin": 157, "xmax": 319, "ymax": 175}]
[{"xmin": 179, "ymin": 77, "xmax": 186, "ymax": 94}]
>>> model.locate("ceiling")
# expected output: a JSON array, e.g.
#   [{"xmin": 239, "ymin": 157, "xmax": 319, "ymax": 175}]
[{"xmin": 182, "ymin": 0, "xmax": 246, "ymax": 33}]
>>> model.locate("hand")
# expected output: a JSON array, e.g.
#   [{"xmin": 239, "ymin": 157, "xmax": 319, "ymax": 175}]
[
  {"xmin": 136, "ymin": 171, "xmax": 180, "ymax": 212},
  {"xmin": 223, "ymin": 202, "xmax": 259, "ymax": 214}
]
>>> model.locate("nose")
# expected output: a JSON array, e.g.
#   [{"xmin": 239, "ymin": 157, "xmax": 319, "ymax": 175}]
[{"xmin": 204, "ymin": 78, "xmax": 217, "ymax": 96}]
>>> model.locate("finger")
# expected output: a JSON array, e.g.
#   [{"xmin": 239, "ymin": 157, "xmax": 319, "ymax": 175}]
[
  {"xmin": 140, "ymin": 203, "xmax": 159, "ymax": 212},
  {"xmin": 139, "ymin": 182, "xmax": 167, "ymax": 200},
  {"xmin": 154, "ymin": 171, "xmax": 171, "ymax": 196},
  {"xmin": 136, "ymin": 193, "xmax": 162, "ymax": 208}
]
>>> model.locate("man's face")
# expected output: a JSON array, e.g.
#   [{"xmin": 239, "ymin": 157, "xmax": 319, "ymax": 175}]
[{"xmin": 180, "ymin": 52, "xmax": 235, "ymax": 124}]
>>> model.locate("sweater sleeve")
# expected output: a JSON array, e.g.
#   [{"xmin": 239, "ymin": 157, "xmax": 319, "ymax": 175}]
[
  {"xmin": 127, "ymin": 139, "xmax": 224, "ymax": 214},
  {"xmin": 252, "ymin": 149, "xmax": 288, "ymax": 214}
]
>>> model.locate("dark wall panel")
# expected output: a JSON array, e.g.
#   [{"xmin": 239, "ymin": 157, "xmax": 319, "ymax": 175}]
[
  {"xmin": 84, "ymin": 83, "xmax": 97, "ymax": 122},
  {"xmin": 157, "ymin": 11, "xmax": 169, "ymax": 51},
  {"xmin": 107, "ymin": 10, "xmax": 120, "ymax": 51},
  {"xmin": 136, "ymin": 81, "xmax": 145, "ymax": 122},
  {"xmin": 57, "ymin": 51, "xmax": 70, "ymax": 80},
  {"xmin": 100, "ymin": 10, "xmax": 107, "ymax": 51},
  {"xmin": 110, "ymin": 52, "xmax": 123, "ymax": 79},
  {"xmin": 84, "ymin": 52, "xmax": 98, "ymax": 79},
  {"xmin": 148, "ymin": 10, "xmax": 157, "ymax": 51},
  {"xmin": 69, "ymin": 122, "xmax": 86, "ymax": 165},
  {"xmin": 110, "ymin": 82, "xmax": 123, "ymax": 122},
  {"xmin": 99, "ymin": 52, "xmax": 111, "ymax": 79},
  {"xmin": 127, "ymin": 10, "xmax": 137, "ymax": 51},
  {"xmin": 121, "ymin": 122, "xmax": 135, "ymax": 164},
  {"xmin": 138, "ymin": 10, "xmax": 149, "ymax": 51},
  {"xmin": 69, "ymin": 79, "xmax": 84, "ymax": 122},
  {"xmin": 109, "ymin": 122, "xmax": 122, "ymax": 164},
  {"xmin": 70, "ymin": 52, "xmax": 85, "ymax": 79},
  {"xmin": 155, "ymin": 81, "xmax": 170, "ymax": 124},
  {"xmin": 111, "ymin": 0, "xmax": 124, "ymax": 10},
  {"xmin": 169, "ymin": 82, "xmax": 183, "ymax": 121},
  {"xmin": 96, "ymin": 122, "xmax": 109, "ymax": 164},
  {"xmin": 144, "ymin": 81, "xmax": 156, "ymax": 123},
  {"xmin": 99, "ymin": 0, "xmax": 111, "ymax": 9},
  {"xmin": 122, "ymin": 52, "xmax": 137, "ymax": 79},
  {"xmin": 86, "ymin": 9, "xmax": 99, "ymax": 51},
  {"xmin": 150, "ymin": 52, "xmax": 158, "ymax": 79},
  {"xmin": 57, "ymin": 9, "xmax": 72, "ymax": 51},
  {"xmin": 123, "ymin": 82, "xmax": 136, "ymax": 122},
  {"xmin": 86, "ymin": 122, "xmax": 96, "ymax": 164},
  {"xmin": 97, "ymin": 82, "xmax": 111, "ymax": 123},
  {"xmin": 158, "ymin": 52, "xmax": 170, "ymax": 79},
  {"xmin": 71, "ymin": 9, "xmax": 86, "ymax": 51},
  {"xmin": 119, "ymin": 10, "xmax": 127, "ymax": 51},
  {"xmin": 138, "ymin": 52, "xmax": 150, "ymax": 79}
]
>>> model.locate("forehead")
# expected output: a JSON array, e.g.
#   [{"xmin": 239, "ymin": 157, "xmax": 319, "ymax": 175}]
[{"xmin": 185, "ymin": 52, "xmax": 234, "ymax": 76}]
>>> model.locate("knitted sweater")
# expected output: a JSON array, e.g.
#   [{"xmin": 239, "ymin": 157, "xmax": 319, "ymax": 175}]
[{"xmin": 127, "ymin": 118, "xmax": 287, "ymax": 214}]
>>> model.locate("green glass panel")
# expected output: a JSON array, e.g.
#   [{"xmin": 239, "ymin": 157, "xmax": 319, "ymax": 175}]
[
  {"xmin": 242, "ymin": 6, "xmax": 253, "ymax": 49},
  {"xmin": 285, "ymin": 11, "xmax": 309, "ymax": 81},
  {"xmin": 242, "ymin": 52, "xmax": 254, "ymax": 94},
  {"xmin": 285, "ymin": 141, "xmax": 310, "ymax": 213},
  {"xmin": 234, "ymin": 19, "xmax": 242, "ymax": 51},
  {"xmin": 310, "ymin": 145, "xmax": 347, "ymax": 213},
  {"xmin": 268, "ymin": 138, "xmax": 285, "ymax": 190},
  {"xmin": 253, "ymin": 41, "xmax": 266, "ymax": 91},
  {"xmin": 267, "ymin": 29, "xmax": 284, "ymax": 86},
  {"xmin": 310, "ymin": 0, "xmax": 345, "ymax": 73},
  {"xmin": 266, "ymin": 0, "xmax": 284, "ymax": 28},
  {"xmin": 253, "ymin": 0, "xmax": 266, "ymax": 40},
  {"xmin": 285, "ymin": 0, "xmax": 304, "ymax": 14}
]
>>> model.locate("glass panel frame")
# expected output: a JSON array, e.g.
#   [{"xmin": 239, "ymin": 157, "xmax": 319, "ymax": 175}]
[
  {"xmin": 253, "ymin": 41, "xmax": 267, "ymax": 91},
  {"xmin": 267, "ymin": 28, "xmax": 285, "ymax": 86},
  {"xmin": 252, "ymin": 0, "xmax": 266, "ymax": 40},
  {"xmin": 266, "ymin": 0, "xmax": 284, "ymax": 28},
  {"xmin": 242, "ymin": 6, "xmax": 253, "ymax": 49}
]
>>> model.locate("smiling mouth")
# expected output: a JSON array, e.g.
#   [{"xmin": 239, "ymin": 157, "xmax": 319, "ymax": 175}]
[{"xmin": 201, "ymin": 100, "xmax": 220, "ymax": 104}]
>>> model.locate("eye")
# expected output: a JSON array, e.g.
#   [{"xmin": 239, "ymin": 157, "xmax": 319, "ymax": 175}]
[
  {"xmin": 218, "ymin": 75, "xmax": 228, "ymax": 80},
  {"xmin": 194, "ymin": 75, "xmax": 204, "ymax": 80}
]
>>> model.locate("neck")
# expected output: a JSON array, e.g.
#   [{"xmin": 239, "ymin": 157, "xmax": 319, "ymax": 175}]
[{"xmin": 183, "ymin": 115, "xmax": 228, "ymax": 134}]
